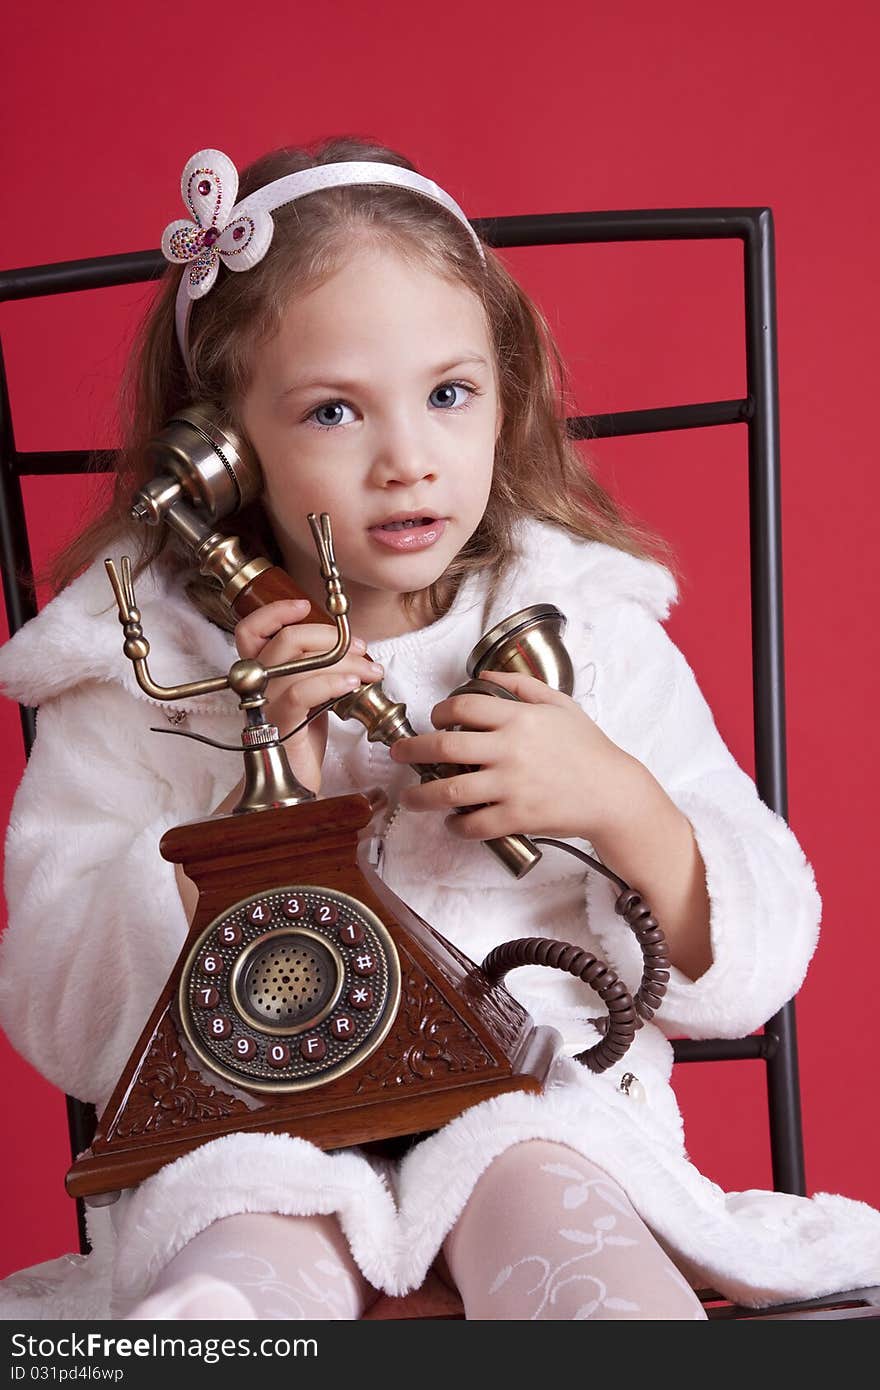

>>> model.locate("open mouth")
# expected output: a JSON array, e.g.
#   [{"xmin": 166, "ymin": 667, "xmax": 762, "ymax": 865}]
[
  {"xmin": 368, "ymin": 517, "xmax": 448, "ymax": 551},
  {"xmin": 375, "ymin": 517, "xmax": 437, "ymax": 531}
]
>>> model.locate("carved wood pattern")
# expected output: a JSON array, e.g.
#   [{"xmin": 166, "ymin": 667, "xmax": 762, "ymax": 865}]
[
  {"xmin": 356, "ymin": 970, "xmax": 495, "ymax": 1090},
  {"xmin": 406, "ymin": 915, "xmax": 535, "ymax": 1054},
  {"xmin": 107, "ymin": 1013, "xmax": 251, "ymax": 1140},
  {"xmin": 468, "ymin": 975, "xmax": 533, "ymax": 1054}
]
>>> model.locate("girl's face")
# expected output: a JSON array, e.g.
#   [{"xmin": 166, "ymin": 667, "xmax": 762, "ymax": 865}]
[{"xmin": 238, "ymin": 243, "xmax": 503, "ymax": 640}]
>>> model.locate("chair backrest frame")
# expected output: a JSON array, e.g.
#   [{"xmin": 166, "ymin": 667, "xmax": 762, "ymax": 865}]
[{"xmin": 0, "ymin": 206, "xmax": 804, "ymax": 1264}]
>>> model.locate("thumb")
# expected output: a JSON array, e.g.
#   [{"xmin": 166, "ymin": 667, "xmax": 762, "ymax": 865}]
[{"xmin": 475, "ymin": 668, "xmax": 572, "ymax": 706}]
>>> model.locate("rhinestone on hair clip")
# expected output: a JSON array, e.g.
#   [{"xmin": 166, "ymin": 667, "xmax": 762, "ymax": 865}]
[{"xmin": 161, "ymin": 146, "xmax": 487, "ymax": 375}]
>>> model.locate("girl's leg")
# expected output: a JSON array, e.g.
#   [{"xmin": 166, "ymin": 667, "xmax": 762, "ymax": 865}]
[
  {"xmin": 124, "ymin": 1211, "xmax": 380, "ymax": 1320},
  {"xmin": 442, "ymin": 1139, "xmax": 707, "ymax": 1320}
]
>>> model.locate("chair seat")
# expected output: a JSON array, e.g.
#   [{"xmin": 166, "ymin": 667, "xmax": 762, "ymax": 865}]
[
  {"xmin": 700, "ymin": 1284, "xmax": 880, "ymax": 1320},
  {"xmin": 362, "ymin": 1278, "xmax": 880, "ymax": 1320},
  {"xmin": 363, "ymin": 1270, "xmax": 465, "ymax": 1319}
]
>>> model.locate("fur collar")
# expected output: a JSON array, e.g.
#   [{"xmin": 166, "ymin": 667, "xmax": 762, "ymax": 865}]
[
  {"xmin": 0, "ymin": 535, "xmax": 240, "ymax": 714},
  {"xmin": 0, "ymin": 518, "xmax": 677, "ymax": 711}
]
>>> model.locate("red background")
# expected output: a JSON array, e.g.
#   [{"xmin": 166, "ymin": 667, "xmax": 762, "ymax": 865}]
[{"xmin": 1, "ymin": 1, "xmax": 878, "ymax": 1281}]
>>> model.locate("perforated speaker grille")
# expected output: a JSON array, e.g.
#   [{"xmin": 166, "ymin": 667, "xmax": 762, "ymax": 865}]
[{"xmin": 238, "ymin": 935, "xmax": 337, "ymax": 1027}]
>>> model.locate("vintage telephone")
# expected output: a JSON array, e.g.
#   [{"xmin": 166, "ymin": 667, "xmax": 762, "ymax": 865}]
[{"xmin": 65, "ymin": 405, "xmax": 670, "ymax": 1206}]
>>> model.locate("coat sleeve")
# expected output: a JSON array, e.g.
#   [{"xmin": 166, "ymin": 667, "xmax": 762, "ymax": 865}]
[
  {"xmin": 0, "ymin": 680, "xmax": 195, "ymax": 1110},
  {"xmin": 580, "ymin": 599, "xmax": 822, "ymax": 1040}
]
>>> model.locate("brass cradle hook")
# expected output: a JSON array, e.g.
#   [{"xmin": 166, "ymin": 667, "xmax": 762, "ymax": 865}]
[{"xmin": 105, "ymin": 513, "xmax": 351, "ymax": 813}]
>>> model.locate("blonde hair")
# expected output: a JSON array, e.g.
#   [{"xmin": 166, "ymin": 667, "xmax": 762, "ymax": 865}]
[{"xmin": 51, "ymin": 135, "xmax": 675, "ymax": 625}]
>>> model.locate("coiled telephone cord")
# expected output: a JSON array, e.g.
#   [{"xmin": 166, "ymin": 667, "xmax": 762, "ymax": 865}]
[{"xmin": 482, "ymin": 838, "xmax": 670, "ymax": 1074}]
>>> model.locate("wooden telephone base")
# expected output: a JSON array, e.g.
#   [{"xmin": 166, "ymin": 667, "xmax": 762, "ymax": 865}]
[{"xmin": 66, "ymin": 791, "xmax": 559, "ymax": 1202}]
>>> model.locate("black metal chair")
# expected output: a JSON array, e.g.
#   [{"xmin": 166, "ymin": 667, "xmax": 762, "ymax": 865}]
[{"xmin": 1, "ymin": 207, "xmax": 878, "ymax": 1320}]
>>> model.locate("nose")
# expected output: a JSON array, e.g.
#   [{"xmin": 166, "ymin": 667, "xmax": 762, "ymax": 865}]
[{"xmin": 368, "ymin": 410, "xmax": 439, "ymax": 488}]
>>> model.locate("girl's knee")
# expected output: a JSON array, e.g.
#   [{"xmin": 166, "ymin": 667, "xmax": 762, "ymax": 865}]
[
  {"xmin": 442, "ymin": 1140, "xmax": 705, "ymax": 1320},
  {"xmin": 444, "ymin": 1139, "xmax": 629, "ymax": 1259},
  {"xmin": 147, "ymin": 1206, "xmax": 377, "ymax": 1320},
  {"xmin": 472, "ymin": 1138, "xmax": 625, "ymax": 1200}
]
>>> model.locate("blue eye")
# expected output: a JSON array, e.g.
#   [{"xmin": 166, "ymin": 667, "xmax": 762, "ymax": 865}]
[
  {"xmin": 309, "ymin": 401, "xmax": 356, "ymax": 430},
  {"xmin": 305, "ymin": 381, "xmax": 478, "ymax": 432},
  {"xmin": 428, "ymin": 382, "xmax": 474, "ymax": 410}
]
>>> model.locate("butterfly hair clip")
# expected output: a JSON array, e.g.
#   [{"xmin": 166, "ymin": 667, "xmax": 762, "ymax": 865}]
[{"xmin": 160, "ymin": 148, "xmax": 275, "ymax": 299}]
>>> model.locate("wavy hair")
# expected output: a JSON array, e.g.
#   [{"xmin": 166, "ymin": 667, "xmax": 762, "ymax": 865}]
[{"xmin": 50, "ymin": 135, "xmax": 675, "ymax": 626}]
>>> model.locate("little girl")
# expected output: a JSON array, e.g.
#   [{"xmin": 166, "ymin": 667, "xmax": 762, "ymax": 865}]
[{"xmin": 1, "ymin": 137, "xmax": 879, "ymax": 1322}]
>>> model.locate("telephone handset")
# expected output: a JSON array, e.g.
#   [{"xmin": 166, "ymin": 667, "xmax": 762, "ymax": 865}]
[{"xmin": 63, "ymin": 409, "xmax": 669, "ymax": 1207}]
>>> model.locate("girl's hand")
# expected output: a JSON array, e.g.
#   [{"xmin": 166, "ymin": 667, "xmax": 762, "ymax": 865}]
[
  {"xmin": 233, "ymin": 599, "xmax": 384, "ymax": 794},
  {"xmin": 389, "ymin": 668, "xmax": 640, "ymax": 842}
]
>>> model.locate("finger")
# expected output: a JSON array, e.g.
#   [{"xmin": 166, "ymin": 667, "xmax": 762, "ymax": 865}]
[
  {"xmin": 276, "ymin": 668, "xmax": 362, "ymax": 709},
  {"xmin": 390, "ymin": 729, "xmax": 497, "ymax": 767},
  {"xmin": 428, "ymin": 691, "xmax": 517, "ymax": 732},
  {"xmin": 239, "ymin": 624, "xmax": 359, "ymax": 664},
  {"xmin": 474, "ymin": 669, "xmax": 573, "ymax": 706},
  {"xmin": 237, "ymin": 607, "xmax": 368, "ymax": 660},
  {"xmin": 242, "ymin": 628, "xmax": 370, "ymax": 670},
  {"xmin": 398, "ymin": 767, "xmax": 497, "ymax": 814},
  {"xmin": 443, "ymin": 803, "xmax": 527, "ymax": 840},
  {"xmin": 234, "ymin": 599, "xmax": 312, "ymax": 655},
  {"xmin": 280, "ymin": 653, "xmax": 383, "ymax": 686},
  {"xmin": 269, "ymin": 663, "xmax": 380, "ymax": 720}
]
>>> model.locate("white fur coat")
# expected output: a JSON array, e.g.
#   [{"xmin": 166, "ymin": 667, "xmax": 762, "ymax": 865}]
[{"xmin": 1, "ymin": 516, "xmax": 878, "ymax": 1318}]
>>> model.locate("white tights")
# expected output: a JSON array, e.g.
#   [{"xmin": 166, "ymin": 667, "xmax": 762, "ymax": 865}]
[{"xmin": 124, "ymin": 1140, "xmax": 706, "ymax": 1321}]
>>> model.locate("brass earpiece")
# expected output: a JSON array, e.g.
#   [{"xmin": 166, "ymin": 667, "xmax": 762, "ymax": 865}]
[
  {"xmin": 467, "ymin": 603, "xmax": 574, "ymax": 696},
  {"xmin": 136, "ymin": 405, "xmax": 262, "ymax": 525}
]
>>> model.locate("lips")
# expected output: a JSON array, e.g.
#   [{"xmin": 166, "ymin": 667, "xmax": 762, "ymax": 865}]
[{"xmin": 367, "ymin": 516, "xmax": 448, "ymax": 552}]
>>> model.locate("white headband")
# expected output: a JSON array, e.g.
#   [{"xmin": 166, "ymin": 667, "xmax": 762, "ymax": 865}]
[{"xmin": 160, "ymin": 148, "xmax": 487, "ymax": 375}]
